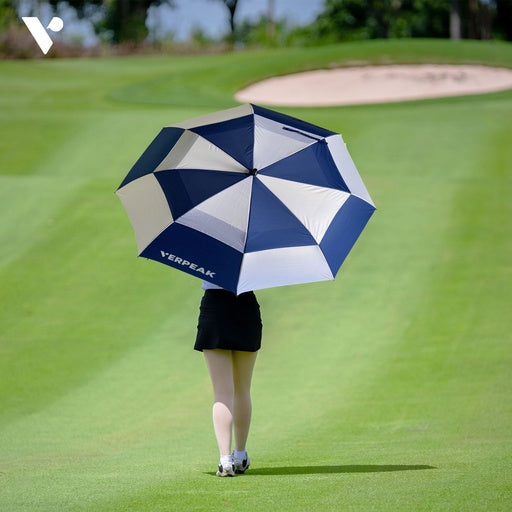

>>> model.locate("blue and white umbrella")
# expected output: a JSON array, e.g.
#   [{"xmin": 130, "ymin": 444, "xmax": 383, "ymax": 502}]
[{"xmin": 116, "ymin": 104, "xmax": 375, "ymax": 294}]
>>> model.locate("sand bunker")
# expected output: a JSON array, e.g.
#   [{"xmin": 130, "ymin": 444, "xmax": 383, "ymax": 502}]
[{"xmin": 235, "ymin": 64, "xmax": 512, "ymax": 106}]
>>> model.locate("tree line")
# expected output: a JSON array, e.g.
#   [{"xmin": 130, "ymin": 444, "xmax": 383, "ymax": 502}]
[
  {"xmin": 308, "ymin": 0, "xmax": 511, "ymax": 42},
  {"xmin": 1, "ymin": 0, "xmax": 511, "ymax": 52}
]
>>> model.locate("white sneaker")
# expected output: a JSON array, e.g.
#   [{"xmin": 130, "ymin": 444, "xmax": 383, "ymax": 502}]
[
  {"xmin": 216, "ymin": 456, "xmax": 235, "ymax": 477},
  {"xmin": 233, "ymin": 451, "xmax": 250, "ymax": 474}
]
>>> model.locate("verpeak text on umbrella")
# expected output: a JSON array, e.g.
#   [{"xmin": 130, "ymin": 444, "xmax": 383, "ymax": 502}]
[{"xmin": 159, "ymin": 251, "xmax": 216, "ymax": 278}]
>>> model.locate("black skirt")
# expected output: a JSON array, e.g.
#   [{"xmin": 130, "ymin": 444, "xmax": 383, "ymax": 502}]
[{"xmin": 194, "ymin": 289, "xmax": 262, "ymax": 352}]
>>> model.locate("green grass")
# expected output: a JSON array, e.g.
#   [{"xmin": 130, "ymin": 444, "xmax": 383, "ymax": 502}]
[{"xmin": 1, "ymin": 39, "xmax": 511, "ymax": 511}]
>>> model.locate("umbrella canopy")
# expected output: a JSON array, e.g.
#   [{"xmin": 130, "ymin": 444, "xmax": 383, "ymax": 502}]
[{"xmin": 116, "ymin": 104, "xmax": 375, "ymax": 294}]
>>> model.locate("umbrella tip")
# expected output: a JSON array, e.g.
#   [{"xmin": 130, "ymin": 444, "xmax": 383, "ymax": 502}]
[{"xmin": 249, "ymin": 168, "xmax": 258, "ymax": 176}]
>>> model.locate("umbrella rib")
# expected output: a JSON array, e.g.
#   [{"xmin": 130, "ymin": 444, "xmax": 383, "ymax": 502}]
[
  {"xmin": 281, "ymin": 126, "xmax": 324, "ymax": 141},
  {"xmin": 240, "ymin": 176, "xmax": 254, "ymax": 255}
]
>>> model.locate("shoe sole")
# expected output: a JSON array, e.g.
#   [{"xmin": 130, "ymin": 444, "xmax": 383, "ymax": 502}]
[{"xmin": 234, "ymin": 464, "xmax": 250, "ymax": 474}]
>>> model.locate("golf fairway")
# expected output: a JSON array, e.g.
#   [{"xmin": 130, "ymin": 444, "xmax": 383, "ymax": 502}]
[{"xmin": 0, "ymin": 39, "xmax": 511, "ymax": 511}]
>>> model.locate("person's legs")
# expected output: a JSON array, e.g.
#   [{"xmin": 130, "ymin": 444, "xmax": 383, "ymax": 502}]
[
  {"xmin": 203, "ymin": 349, "xmax": 234, "ymax": 457},
  {"xmin": 232, "ymin": 350, "xmax": 258, "ymax": 452}
]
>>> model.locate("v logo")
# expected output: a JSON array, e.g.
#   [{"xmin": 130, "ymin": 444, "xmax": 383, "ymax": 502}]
[{"xmin": 22, "ymin": 17, "xmax": 64, "ymax": 55}]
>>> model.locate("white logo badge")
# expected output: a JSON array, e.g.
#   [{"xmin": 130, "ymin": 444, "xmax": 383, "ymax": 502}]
[{"xmin": 22, "ymin": 17, "xmax": 64, "ymax": 55}]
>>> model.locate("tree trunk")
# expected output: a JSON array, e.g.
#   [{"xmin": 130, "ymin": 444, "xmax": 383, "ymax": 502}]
[
  {"xmin": 267, "ymin": 0, "xmax": 276, "ymax": 43},
  {"xmin": 450, "ymin": 0, "xmax": 462, "ymax": 39},
  {"xmin": 226, "ymin": 0, "xmax": 238, "ymax": 38}
]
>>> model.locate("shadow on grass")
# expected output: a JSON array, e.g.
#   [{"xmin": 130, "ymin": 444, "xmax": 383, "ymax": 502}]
[
  {"xmin": 248, "ymin": 464, "xmax": 436, "ymax": 476},
  {"xmin": 206, "ymin": 464, "xmax": 436, "ymax": 476}
]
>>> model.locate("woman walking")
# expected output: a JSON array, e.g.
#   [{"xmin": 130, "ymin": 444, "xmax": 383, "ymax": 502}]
[{"xmin": 195, "ymin": 281, "xmax": 262, "ymax": 477}]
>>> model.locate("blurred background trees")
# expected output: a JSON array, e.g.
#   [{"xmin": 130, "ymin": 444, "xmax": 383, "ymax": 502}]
[
  {"xmin": 1, "ymin": 0, "xmax": 511, "ymax": 58},
  {"xmin": 298, "ymin": 0, "xmax": 510, "ymax": 43},
  {"xmin": 229, "ymin": 0, "xmax": 511, "ymax": 45},
  {"xmin": 45, "ymin": 0, "xmax": 174, "ymax": 43}
]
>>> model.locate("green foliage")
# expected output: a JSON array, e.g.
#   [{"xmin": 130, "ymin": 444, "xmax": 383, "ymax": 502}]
[
  {"xmin": 495, "ymin": 0, "xmax": 512, "ymax": 40},
  {"xmin": 45, "ymin": 0, "xmax": 173, "ymax": 44},
  {"xmin": 306, "ymin": 0, "xmax": 510, "ymax": 42},
  {"xmin": 0, "ymin": 0, "xmax": 17, "ymax": 30},
  {"xmin": 102, "ymin": 0, "xmax": 172, "ymax": 44},
  {"xmin": 47, "ymin": 0, "xmax": 102, "ymax": 16},
  {"xmin": 235, "ymin": 15, "xmax": 290, "ymax": 47},
  {"xmin": 310, "ymin": 0, "xmax": 451, "ymax": 42}
]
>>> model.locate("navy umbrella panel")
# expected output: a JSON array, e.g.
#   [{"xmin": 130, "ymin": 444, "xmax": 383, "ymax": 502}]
[{"xmin": 116, "ymin": 104, "xmax": 375, "ymax": 294}]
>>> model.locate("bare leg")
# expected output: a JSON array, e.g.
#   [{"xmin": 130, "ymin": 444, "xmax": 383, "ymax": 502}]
[
  {"xmin": 203, "ymin": 349, "xmax": 234, "ymax": 456},
  {"xmin": 232, "ymin": 350, "xmax": 258, "ymax": 452}
]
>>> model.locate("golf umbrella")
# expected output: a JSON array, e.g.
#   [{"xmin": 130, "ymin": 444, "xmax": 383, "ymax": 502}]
[{"xmin": 116, "ymin": 104, "xmax": 375, "ymax": 294}]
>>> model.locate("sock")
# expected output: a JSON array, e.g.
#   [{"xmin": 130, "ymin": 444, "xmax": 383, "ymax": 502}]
[{"xmin": 233, "ymin": 450, "xmax": 247, "ymax": 460}]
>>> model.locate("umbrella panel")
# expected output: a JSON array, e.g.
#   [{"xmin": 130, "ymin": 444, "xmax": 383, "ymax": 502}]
[
  {"xmin": 119, "ymin": 127, "xmax": 184, "ymax": 189},
  {"xmin": 154, "ymin": 169, "xmax": 244, "ymax": 220},
  {"xmin": 191, "ymin": 114, "xmax": 254, "ymax": 170},
  {"xmin": 260, "ymin": 141, "xmax": 349, "ymax": 191},
  {"xmin": 245, "ymin": 178, "xmax": 317, "ymax": 252},
  {"xmin": 141, "ymin": 222, "xmax": 243, "ymax": 292}
]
